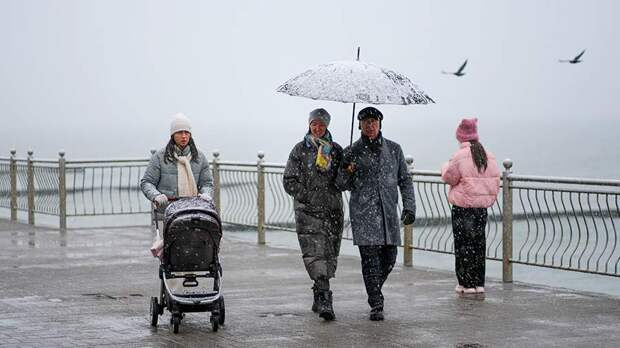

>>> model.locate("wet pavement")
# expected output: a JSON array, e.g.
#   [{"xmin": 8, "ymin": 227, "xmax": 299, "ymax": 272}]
[{"xmin": 1, "ymin": 219, "xmax": 619, "ymax": 347}]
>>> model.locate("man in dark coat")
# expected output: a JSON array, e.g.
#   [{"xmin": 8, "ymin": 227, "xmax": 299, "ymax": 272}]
[
  {"xmin": 336, "ymin": 106, "xmax": 416, "ymax": 321},
  {"xmin": 283, "ymin": 108, "xmax": 344, "ymax": 321}
]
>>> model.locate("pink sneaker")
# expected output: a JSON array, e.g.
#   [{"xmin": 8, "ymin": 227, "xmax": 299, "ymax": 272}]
[
  {"xmin": 475, "ymin": 287, "xmax": 485, "ymax": 293},
  {"xmin": 463, "ymin": 288, "xmax": 477, "ymax": 294},
  {"xmin": 455, "ymin": 285, "xmax": 465, "ymax": 293}
]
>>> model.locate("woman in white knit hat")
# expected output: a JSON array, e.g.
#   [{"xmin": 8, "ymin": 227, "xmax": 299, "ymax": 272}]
[{"xmin": 140, "ymin": 113, "xmax": 214, "ymax": 210}]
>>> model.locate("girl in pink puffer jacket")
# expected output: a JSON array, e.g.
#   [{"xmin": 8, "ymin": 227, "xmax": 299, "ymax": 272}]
[{"xmin": 441, "ymin": 118, "xmax": 500, "ymax": 295}]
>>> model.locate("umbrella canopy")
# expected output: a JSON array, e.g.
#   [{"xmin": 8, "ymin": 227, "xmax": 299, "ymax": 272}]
[{"xmin": 277, "ymin": 60, "xmax": 434, "ymax": 105}]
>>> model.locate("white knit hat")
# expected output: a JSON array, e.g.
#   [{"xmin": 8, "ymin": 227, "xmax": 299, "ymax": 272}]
[{"xmin": 170, "ymin": 113, "xmax": 192, "ymax": 136}]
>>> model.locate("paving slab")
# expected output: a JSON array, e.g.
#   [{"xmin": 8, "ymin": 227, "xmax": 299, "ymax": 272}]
[{"xmin": 0, "ymin": 219, "xmax": 619, "ymax": 347}]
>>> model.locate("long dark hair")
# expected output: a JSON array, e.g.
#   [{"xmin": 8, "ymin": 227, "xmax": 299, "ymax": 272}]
[
  {"xmin": 164, "ymin": 136, "xmax": 199, "ymax": 164},
  {"xmin": 470, "ymin": 140, "xmax": 488, "ymax": 173}
]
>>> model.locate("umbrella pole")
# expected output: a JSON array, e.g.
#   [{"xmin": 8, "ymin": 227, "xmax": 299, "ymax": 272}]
[
  {"xmin": 349, "ymin": 103, "xmax": 357, "ymax": 145},
  {"xmin": 349, "ymin": 46, "xmax": 361, "ymax": 146}
]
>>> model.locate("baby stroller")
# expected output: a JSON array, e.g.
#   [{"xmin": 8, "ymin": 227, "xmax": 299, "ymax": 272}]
[{"xmin": 149, "ymin": 196, "xmax": 225, "ymax": 334}]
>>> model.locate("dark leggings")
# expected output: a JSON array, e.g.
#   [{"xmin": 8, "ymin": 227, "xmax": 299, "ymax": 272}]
[
  {"xmin": 452, "ymin": 205, "xmax": 488, "ymax": 288},
  {"xmin": 358, "ymin": 245, "xmax": 398, "ymax": 308}
]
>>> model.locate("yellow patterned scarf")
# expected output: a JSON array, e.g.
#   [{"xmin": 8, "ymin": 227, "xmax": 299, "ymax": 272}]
[{"xmin": 305, "ymin": 131, "xmax": 333, "ymax": 172}]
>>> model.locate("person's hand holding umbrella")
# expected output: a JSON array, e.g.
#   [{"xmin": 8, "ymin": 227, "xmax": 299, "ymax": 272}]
[{"xmin": 342, "ymin": 151, "xmax": 356, "ymax": 174}]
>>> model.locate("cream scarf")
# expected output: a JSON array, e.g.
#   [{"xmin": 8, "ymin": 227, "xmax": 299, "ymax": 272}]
[{"xmin": 174, "ymin": 153, "xmax": 198, "ymax": 197}]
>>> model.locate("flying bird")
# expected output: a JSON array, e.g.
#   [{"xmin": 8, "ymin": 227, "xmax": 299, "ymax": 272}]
[
  {"xmin": 559, "ymin": 49, "xmax": 586, "ymax": 64},
  {"xmin": 442, "ymin": 59, "xmax": 468, "ymax": 77}
]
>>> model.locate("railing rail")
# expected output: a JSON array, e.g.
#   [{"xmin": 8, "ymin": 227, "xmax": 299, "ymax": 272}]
[
  {"xmin": 1, "ymin": 149, "xmax": 618, "ymax": 280},
  {"xmin": 509, "ymin": 174, "xmax": 620, "ymax": 187}
]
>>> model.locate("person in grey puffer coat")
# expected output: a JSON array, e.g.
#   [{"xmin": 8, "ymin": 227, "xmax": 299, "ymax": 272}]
[
  {"xmin": 141, "ymin": 113, "xmax": 214, "ymax": 218},
  {"xmin": 283, "ymin": 108, "xmax": 344, "ymax": 321},
  {"xmin": 336, "ymin": 106, "xmax": 416, "ymax": 321}
]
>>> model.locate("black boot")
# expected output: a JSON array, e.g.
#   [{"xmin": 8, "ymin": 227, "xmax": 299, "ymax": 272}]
[
  {"xmin": 369, "ymin": 306, "xmax": 384, "ymax": 321},
  {"xmin": 318, "ymin": 290, "xmax": 335, "ymax": 321},
  {"xmin": 311, "ymin": 285, "xmax": 319, "ymax": 313}
]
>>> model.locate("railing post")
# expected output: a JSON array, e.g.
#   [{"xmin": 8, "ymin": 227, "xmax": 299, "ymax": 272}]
[
  {"xmin": 257, "ymin": 151, "xmax": 266, "ymax": 245},
  {"xmin": 403, "ymin": 155, "xmax": 414, "ymax": 267},
  {"xmin": 9, "ymin": 149, "xmax": 17, "ymax": 222},
  {"xmin": 212, "ymin": 150, "xmax": 221, "ymax": 215},
  {"xmin": 502, "ymin": 158, "xmax": 514, "ymax": 283},
  {"xmin": 27, "ymin": 150, "xmax": 35, "ymax": 225},
  {"xmin": 58, "ymin": 150, "xmax": 67, "ymax": 231}
]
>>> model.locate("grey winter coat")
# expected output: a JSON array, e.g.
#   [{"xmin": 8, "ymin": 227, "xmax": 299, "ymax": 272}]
[
  {"xmin": 283, "ymin": 133, "xmax": 344, "ymax": 280},
  {"xmin": 140, "ymin": 146, "xmax": 214, "ymax": 202},
  {"xmin": 336, "ymin": 134, "xmax": 416, "ymax": 246}
]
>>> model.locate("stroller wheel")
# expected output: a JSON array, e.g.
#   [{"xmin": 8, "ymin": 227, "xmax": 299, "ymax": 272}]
[
  {"xmin": 149, "ymin": 297, "xmax": 159, "ymax": 327},
  {"xmin": 218, "ymin": 296, "xmax": 225, "ymax": 325},
  {"xmin": 171, "ymin": 314, "xmax": 181, "ymax": 334}
]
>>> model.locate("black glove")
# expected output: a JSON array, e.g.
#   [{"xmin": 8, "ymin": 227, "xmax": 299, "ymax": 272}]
[{"xmin": 401, "ymin": 209, "xmax": 415, "ymax": 225}]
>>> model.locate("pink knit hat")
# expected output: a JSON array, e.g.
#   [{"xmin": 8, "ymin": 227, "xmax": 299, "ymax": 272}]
[{"xmin": 455, "ymin": 118, "xmax": 479, "ymax": 143}]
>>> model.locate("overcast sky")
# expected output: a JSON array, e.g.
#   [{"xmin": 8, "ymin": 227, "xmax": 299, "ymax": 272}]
[{"xmin": 1, "ymin": 0, "xmax": 618, "ymax": 177}]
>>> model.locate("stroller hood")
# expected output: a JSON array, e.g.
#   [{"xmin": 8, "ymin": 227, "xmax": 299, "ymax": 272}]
[{"xmin": 164, "ymin": 197, "xmax": 220, "ymax": 232}]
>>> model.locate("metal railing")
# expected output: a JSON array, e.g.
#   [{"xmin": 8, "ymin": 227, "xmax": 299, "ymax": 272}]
[
  {"xmin": 1, "ymin": 149, "xmax": 619, "ymax": 281},
  {"xmin": 210, "ymin": 153, "xmax": 619, "ymax": 280},
  {"xmin": 0, "ymin": 150, "xmax": 153, "ymax": 230},
  {"xmin": 505, "ymin": 164, "xmax": 620, "ymax": 278},
  {"xmin": 64, "ymin": 158, "xmax": 151, "ymax": 217}
]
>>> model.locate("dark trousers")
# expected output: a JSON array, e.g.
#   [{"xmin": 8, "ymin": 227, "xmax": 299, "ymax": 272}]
[
  {"xmin": 358, "ymin": 245, "xmax": 398, "ymax": 308},
  {"xmin": 452, "ymin": 205, "xmax": 488, "ymax": 288}
]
